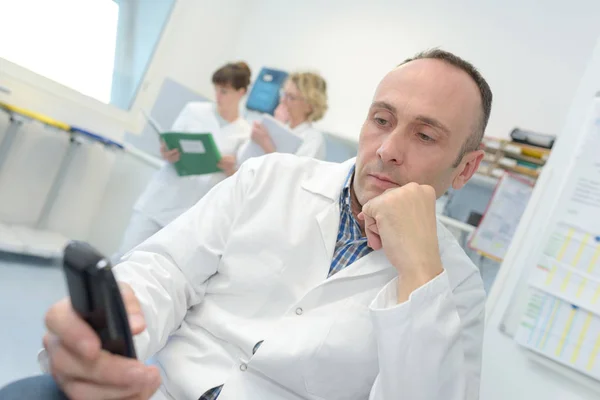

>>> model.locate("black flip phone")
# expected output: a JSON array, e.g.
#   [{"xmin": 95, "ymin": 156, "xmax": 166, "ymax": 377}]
[{"xmin": 62, "ymin": 241, "xmax": 137, "ymax": 358}]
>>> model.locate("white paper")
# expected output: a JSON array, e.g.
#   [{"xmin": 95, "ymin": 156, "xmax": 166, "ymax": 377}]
[
  {"xmin": 528, "ymin": 244, "xmax": 600, "ymax": 315},
  {"xmin": 179, "ymin": 139, "xmax": 206, "ymax": 154},
  {"xmin": 563, "ymin": 116, "xmax": 600, "ymax": 234},
  {"xmin": 469, "ymin": 174, "xmax": 534, "ymax": 260},
  {"xmin": 524, "ymin": 103, "xmax": 600, "ymax": 313},
  {"xmin": 515, "ymin": 290, "xmax": 600, "ymax": 382},
  {"xmin": 238, "ymin": 114, "xmax": 303, "ymax": 162},
  {"xmin": 515, "ymin": 99, "xmax": 600, "ymax": 382}
]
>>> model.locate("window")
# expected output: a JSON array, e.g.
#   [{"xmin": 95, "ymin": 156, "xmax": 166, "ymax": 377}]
[{"xmin": 0, "ymin": 0, "xmax": 175, "ymax": 109}]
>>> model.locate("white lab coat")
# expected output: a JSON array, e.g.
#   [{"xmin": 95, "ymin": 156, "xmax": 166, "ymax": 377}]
[
  {"xmin": 115, "ymin": 154, "xmax": 485, "ymax": 400},
  {"xmin": 133, "ymin": 102, "xmax": 251, "ymax": 227},
  {"xmin": 290, "ymin": 121, "xmax": 326, "ymax": 160},
  {"xmin": 237, "ymin": 121, "xmax": 326, "ymax": 164}
]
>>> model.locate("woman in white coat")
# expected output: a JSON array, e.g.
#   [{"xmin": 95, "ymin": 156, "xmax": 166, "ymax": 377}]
[
  {"xmin": 236, "ymin": 71, "xmax": 329, "ymax": 164},
  {"xmin": 114, "ymin": 62, "xmax": 252, "ymax": 260}
]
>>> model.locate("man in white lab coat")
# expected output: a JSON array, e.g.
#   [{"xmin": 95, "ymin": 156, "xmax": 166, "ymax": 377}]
[{"xmin": 1, "ymin": 49, "xmax": 492, "ymax": 400}]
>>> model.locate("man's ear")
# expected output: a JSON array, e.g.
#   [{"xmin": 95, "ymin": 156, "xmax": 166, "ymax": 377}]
[{"xmin": 452, "ymin": 149, "xmax": 485, "ymax": 190}]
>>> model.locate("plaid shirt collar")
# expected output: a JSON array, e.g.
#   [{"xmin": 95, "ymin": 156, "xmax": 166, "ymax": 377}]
[
  {"xmin": 340, "ymin": 165, "xmax": 356, "ymax": 214},
  {"xmin": 337, "ymin": 164, "xmax": 368, "ymax": 244}
]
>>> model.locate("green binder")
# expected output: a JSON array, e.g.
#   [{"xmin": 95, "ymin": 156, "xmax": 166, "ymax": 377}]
[{"xmin": 160, "ymin": 132, "xmax": 222, "ymax": 176}]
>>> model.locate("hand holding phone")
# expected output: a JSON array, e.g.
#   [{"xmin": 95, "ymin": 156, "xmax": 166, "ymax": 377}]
[
  {"xmin": 41, "ymin": 241, "xmax": 161, "ymax": 399},
  {"xmin": 63, "ymin": 241, "xmax": 137, "ymax": 357}
]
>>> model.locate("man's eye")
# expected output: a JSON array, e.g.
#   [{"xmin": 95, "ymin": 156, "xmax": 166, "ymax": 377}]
[
  {"xmin": 375, "ymin": 118, "xmax": 388, "ymax": 126},
  {"xmin": 418, "ymin": 133, "xmax": 434, "ymax": 142}
]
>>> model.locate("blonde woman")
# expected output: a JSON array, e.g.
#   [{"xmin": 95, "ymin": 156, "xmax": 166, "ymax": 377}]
[{"xmin": 240, "ymin": 71, "xmax": 329, "ymax": 162}]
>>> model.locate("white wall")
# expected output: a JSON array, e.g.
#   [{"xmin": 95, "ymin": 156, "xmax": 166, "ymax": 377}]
[
  {"xmin": 232, "ymin": 0, "xmax": 600, "ymax": 141},
  {"xmin": 131, "ymin": 0, "xmax": 252, "ymax": 111}
]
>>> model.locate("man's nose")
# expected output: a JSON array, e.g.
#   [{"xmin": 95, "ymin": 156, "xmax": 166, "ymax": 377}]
[{"xmin": 376, "ymin": 130, "xmax": 406, "ymax": 165}]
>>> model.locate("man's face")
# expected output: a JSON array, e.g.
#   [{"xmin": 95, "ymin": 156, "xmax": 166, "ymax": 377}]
[{"xmin": 354, "ymin": 59, "xmax": 485, "ymax": 206}]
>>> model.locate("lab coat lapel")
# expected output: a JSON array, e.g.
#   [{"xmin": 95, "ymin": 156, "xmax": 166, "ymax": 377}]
[
  {"xmin": 314, "ymin": 201, "xmax": 340, "ymax": 262},
  {"xmin": 301, "ymin": 159, "xmax": 356, "ymax": 263},
  {"xmin": 301, "ymin": 158, "xmax": 396, "ymax": 282},
  {"xmin": 291, "ymin": 122, "xmax": 311, "ymax": 136}
]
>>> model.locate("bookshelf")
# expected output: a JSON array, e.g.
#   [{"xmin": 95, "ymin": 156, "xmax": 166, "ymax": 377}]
[{"xmin": 479, "ymin": 137, "xmax": 552, "ymax": 182}]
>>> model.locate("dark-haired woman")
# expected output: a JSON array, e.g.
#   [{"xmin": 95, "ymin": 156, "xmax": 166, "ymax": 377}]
[{"xmin": 114, "ymin": 62, "xmax": 252, "ymax": 260}]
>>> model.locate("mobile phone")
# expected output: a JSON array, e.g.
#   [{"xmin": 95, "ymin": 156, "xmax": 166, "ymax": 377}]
[{"xmin": 62, "ymin": 241, "xmax": 136, "ymax": 358}]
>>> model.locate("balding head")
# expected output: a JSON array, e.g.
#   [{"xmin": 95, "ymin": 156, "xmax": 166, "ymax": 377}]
[{"xmin": 399, "ymin": 49, "xmax": 493, "ymax": 162}]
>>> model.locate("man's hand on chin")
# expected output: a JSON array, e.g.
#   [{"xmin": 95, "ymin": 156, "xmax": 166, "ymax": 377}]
[{"xmin": 358, "ymin": 183, "xmax": 443, "ymax": 303}]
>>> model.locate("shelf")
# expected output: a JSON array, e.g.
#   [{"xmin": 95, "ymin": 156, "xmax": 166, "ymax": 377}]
[
  {"xmin": 483, "ymin": 138, "xmax": 551, "ymax": 160},
  {"xmin": 502, "ymin": 164, "xmax": 541, "ymax": 179},
  {"xmin": 481, "ymin": 137, "xmax": 550, "ymax": 185},
  {"xmin": 494, "ymin": 148, "xmax": 546, "ymax": 166}
]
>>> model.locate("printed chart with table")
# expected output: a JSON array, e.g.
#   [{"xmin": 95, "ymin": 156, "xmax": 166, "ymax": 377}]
[
  {"xmin": 515, "ymin": 102, "xmax": 600, "ymax": 382},
  {"xmin": 516, "ymin": 224, "xmax": 600, "ymax": 380}
]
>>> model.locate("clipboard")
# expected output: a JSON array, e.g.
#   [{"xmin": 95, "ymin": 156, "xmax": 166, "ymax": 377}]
[{"xmin": 239, "ymin": 114, "xmax": 303, "ymax": 161}]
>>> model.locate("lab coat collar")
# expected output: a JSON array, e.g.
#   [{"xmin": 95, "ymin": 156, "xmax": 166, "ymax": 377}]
[
  {"xmin": 299, "ymin": 158, "xmax": 403, "ymax": 282},
  {"xmin": 290, "ymin": 121, "xmax": 312, "ymax": 135},
  {"xmin": 302, "ymin": 158, "xmax": 370, "ymax": 272},
  {"xmin": 301, "ymin": 158, "xmax": 357, "ymax": 202}
]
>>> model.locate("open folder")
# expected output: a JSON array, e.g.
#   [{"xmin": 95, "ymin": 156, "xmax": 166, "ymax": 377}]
[
  {"xmin": 142, "ymin": 109, "xmax": 222, "ymax": 176},
  {"xmin": 239, "ymin": 114, "xmax": 303, "ymax": 161},
  {"xmin": 160, "ymin": 132, "xmax": 222, "ymax": 176}
]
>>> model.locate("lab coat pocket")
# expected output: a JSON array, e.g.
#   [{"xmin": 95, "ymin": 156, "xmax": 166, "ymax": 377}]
[{"xmin": 303, "ymin": 300, "xmax": 379, "ymax": 400}]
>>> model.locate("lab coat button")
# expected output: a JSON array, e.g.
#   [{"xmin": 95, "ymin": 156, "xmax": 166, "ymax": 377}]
[
  {"xmin": 295, "ymin": 307, "xmax": 303, "ymax": 315},
  {"xmin": 240, "ymin": 363, "xmax": 247, "ymax": 371}
]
